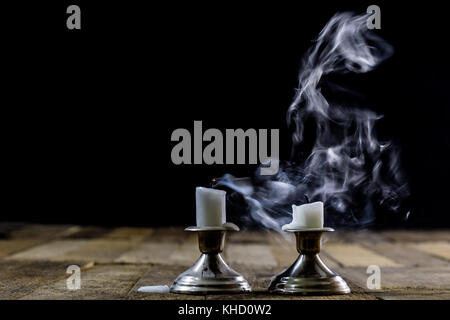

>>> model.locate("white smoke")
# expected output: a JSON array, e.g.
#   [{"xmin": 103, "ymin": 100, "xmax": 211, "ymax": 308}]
[{"xmin": 216, "ymin": 12, "xmax": 409, "ymax": 230}]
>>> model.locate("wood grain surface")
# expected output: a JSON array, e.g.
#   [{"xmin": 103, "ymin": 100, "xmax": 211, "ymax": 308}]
[{"xmin": 0, "ymin": 223, "xmax": 449, "ymax": 300}]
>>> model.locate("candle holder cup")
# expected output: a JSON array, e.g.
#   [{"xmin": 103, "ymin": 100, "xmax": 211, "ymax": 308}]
[
  {"xmin": 170, "ymin": 224, "xmax": 251, "ymax": 295},
  {"xmin": 269, "ymin": 227, "xmax": 350, "ymax": 295}
]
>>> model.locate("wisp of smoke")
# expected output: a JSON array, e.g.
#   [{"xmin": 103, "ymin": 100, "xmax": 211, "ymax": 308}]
[{"xmin": 216, "ymin": 12, "xmax": 410, "ymax": 230}]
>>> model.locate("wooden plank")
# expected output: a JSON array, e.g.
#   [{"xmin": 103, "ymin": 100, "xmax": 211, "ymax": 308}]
[
  {"xmin": 225, "ymin": 244, "xmax": 278, "ymax": 268},
  {"xmin": 324, "ymin": 244, "xmax": 402, "ymax": 267},
  {"xmin": 64, "ymin": 226, "xmax": 112, "ymax": 239},
  {"xmin": 22, "ymin": 264, "xmax": 148, "ymax": 300},
  {"xmin": 205, "ymin": 292, "xmax": 377, "ymax": 300},
  {"xmin": 150, "ymin": 227, "xmax": 186, "ymax": 243},
  {"xmin": 0, "ymin": 239, "xmax": 42, "ymax": 258},
  {"xmin": 366, "ymin": 242, "xmax": 449, "ymax": 268},
  {"xmin": 6, "ymin": 240, "xmax": 90, "ymax": 261},
  {"xmin": 127, "ymin": 264, "xmax": 204, "ymax": 300},
  {"xmin": 380, "ymin": 267, "xmax": 450, "ymax": 290},
  {"xmin": 231, "ymin": 264, "xmax": 276, "ymax": 292},
  {"xmin": 372, "ymin": 289, "xmax": 450, "ymax": 300},
  {"xmin": 228, "ymin": 230, "xmax": 271, "ymax": 244},
  {"xmin": 325, "ymin": 230, "xmax": 390, "ymax": 245},
  {"xmin": 167, "ymin": 234, "xmax": 199, "ymax": 266},
  {"xmin": 1, "ymin": 226, "xmax": 449, "ymax": 300},
  {"xmin": 316, "ymin": 252, "xmax": 341, "ymax": 269},
  {"xmin": 267, "ymin": 233, "xmax": 296, "ymax": 266},
  {"xmin": 51, "ymin": 227, "xmax": 154, "ymax": 263},
  {"xmin": 270, "ymin": 243, "xmax": 298, "ymax": 266},
  {"xmin": 56, "ymin": 239, "xmax": 142, "ymax": 263},
  {"xmin": 0, "ymin": 225, "xmax": 81, "ymax": 259},
  {"xmin": 8, "ymin": 224, "xmax": 80, "ymax": 239},
  {"xmin": 333, "ymin": 266, "xmax": 450, "ymax": 291},
  {"xmin": 115, "ymin": 242, "xmax": 178, "ymax": 264},
  {"xmin": 381, "ymin": 230, "xmax": 450, "ymax": 242},
  {"xmin": 0, "ymin": 260, "xmax": 91, "ymax": 299},
  {"xmin": 411, "ymin": 241, "xmax": 450, "ymax": 261},
  {"xmin": 101, "ymin": 227, "xmax": 153, "ymax": 242}
]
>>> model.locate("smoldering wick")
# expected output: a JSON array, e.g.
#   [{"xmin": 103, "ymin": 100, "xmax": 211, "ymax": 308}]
[{"xmin": 216, "ymin": 12, "xmax": 410, "ymax": 230}]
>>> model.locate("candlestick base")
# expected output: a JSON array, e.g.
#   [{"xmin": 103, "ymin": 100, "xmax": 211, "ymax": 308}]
[
  {"xmin": 269, "ymin": 228, "xmax": 350, "ymax": 295},
  {"xmin": 170, "ymin": 225, "xmax": 251, "ymax": 295}
]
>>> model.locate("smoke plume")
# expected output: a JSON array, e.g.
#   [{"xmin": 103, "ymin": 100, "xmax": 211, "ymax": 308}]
[{"xmin": 216, "ymin": 12, "xmax": 409, "ymax": 230}]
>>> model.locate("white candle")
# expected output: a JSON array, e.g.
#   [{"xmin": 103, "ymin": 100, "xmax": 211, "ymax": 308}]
[
  {"xmin": 196, "ymin": 187, "xmax": 226, "ymax": 227},
  {"xmin": 282, "ymin": 201, "xmax": 324, "ymax": 230},
  {"xmin": 137, "ymin": 285, "xmax": 170, "ymax": 293}
]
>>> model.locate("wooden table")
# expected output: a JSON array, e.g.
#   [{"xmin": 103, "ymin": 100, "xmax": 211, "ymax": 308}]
[{"xmin": 1, "ymin": 223, "xmax": 449, "ymax": 300}]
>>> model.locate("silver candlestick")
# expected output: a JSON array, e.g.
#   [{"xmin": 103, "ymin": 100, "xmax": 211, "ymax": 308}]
[
  {"xmin": 170, "ymin": 224, "xmax": 251, "ymax": 295},
  {"xmin": 269, "ymin": 227, "xmax": 350, "ymax": 295}
]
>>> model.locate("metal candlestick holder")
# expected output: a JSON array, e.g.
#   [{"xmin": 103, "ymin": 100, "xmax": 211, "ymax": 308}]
[
  {"xmin": 269, "ymin": 227, "xmax": 350, "ymax": 295},
  {"xmin": 170, "ymin": 224, "xmax": 252, "ymax": 294}
]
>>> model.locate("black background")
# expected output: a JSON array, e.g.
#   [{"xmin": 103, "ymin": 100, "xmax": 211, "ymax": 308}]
[{"xmin": 3, "ymin": 1, "xmax": 449, "ymax": 228}]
